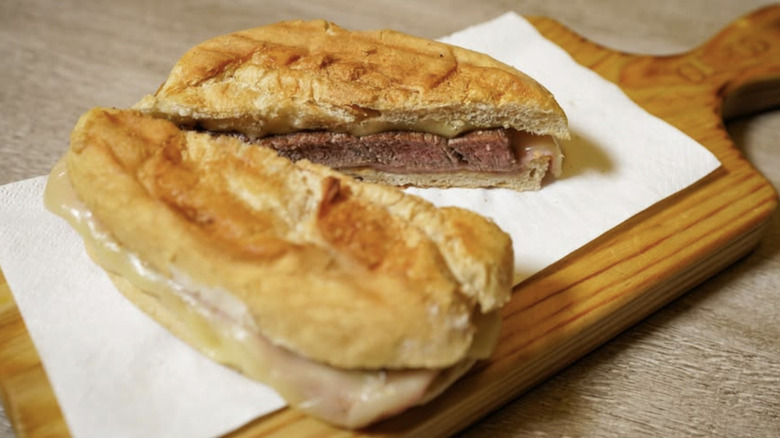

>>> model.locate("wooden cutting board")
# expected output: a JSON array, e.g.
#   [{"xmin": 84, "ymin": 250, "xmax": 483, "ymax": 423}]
[{"xmin": 1, "ymin": 6, "xmax": 778, "ymax": 438}]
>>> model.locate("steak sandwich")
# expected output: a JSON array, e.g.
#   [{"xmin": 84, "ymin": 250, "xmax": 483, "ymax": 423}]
[
  {"xmin": 135, "ymin": 20, "xmax": 570, "ymax": 191},
  {"xmin": 45, "ymin": 21, "xmax": 570, "ymax": 429},
  {"xmin": 46, "ymin": 108, "xmax": 515, "ymax": 429}
]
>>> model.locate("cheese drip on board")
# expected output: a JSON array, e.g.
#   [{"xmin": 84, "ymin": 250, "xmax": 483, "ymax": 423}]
[{"xmin": 43, "ymin": 158, "xmax": 501, "ymax": 428}]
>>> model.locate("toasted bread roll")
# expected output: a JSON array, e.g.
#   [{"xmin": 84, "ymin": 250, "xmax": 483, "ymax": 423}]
[
  {"xmin": 136, "ymin": 20, "xmax": 568, "ymax": 139},
  {"xmin": 62, "ymin": 107, "xmax": 513, "ymax": 370},
  {"xmin": 134, "ymin": 20, "xmax": 569, "ymax": 191}
]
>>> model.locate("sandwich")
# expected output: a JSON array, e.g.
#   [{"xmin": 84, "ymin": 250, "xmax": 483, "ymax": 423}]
[
  {"xmin": 45, "ymin": 20, "xmax": 570, "ymax": 429},
  {"xmin": 46, "ymin": 107, "xmax": 514, "ymax": 428},
  {"xmin": 134, "ymin": 19, "xmax": 570, "ymax": 191}
]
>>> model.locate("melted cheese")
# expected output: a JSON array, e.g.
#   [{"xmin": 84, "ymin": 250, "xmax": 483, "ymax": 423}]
[
  {"xmin": 44, "ymin": 158, "xmax": 499, "ymax": 428},
  {"xmin": 196, "ymin": 116, "xmax": 481, "ymax": 140},
  {"xmin": 512, "ymin": 131, "xmax": 564, "ymax": 177}
]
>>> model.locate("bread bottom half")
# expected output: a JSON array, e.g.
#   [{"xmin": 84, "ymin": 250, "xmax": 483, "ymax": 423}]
[
  {"xmin": 342, "ymin": 158, "xmax": 553, "ymax": 192},
  {"xmin": 106, "ymin": 270, "xmax": 489, "ymax": 429}
]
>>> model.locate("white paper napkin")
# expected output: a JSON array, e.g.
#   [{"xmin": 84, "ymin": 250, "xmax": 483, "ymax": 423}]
[{"xmin": 0, "ymin": 12, "xmax": 720, "ymax": 438}]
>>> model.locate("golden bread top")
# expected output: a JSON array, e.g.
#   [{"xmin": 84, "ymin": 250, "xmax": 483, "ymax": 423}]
[
  {"xmin": 66, "ymin": 108, "xmax": 513, "ymax": 369},
  {"xmin": 135, "ymin": 20, "xmax": 569, "ymax": 139}
]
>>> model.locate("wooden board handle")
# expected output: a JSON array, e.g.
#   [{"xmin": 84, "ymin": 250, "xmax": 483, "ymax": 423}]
[
  {"xmin": 530, "ymin": 5, "xmax": 780, "ymax": 129},
  {"xmin": 619, "ymin": 5, "xmax": 780, "ymax": 120},
  {"xmin": 715, "ymin": 4, "xmax": 780, "ymax": 119}
]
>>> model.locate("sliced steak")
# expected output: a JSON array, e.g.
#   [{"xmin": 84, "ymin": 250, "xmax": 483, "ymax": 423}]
[{"xmin": 233, "ymin": 129, "xmax": 522, "ymax": 173}]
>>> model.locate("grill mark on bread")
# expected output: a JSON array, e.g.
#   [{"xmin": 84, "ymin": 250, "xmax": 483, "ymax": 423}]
[
  {"xmin": 316, "ymin": 178, "xmax": 397, "ymax": 270},
  {"xmin": 318, "ymin": 176, "xmax": 347, "ymax": 218},
  {"xmin": 428, "ymin": 48, "xmax": 459, "ymax": 90},
  {"xmin": 318, "ymin": 54, "xmax": 336, "ymax": 69},
  {"xmin": 285, "ymin": 53, "xmax": 302, "ymax": 65},
  {"xmin": 180, "ymin": 33, "xmax": 260, "ymax": 89},
  {"xmin": 133, "ymin": 131, "xmax": 294, "ymax": 261}
]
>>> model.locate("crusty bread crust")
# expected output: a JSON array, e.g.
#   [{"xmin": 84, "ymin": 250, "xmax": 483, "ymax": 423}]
[
  {"xmin": 343, "ymin": 158, "xmax": 552, "ymax": 191},
  {"xmin": 66, "ymin": 108, "xmax": 514, "ymax": 369},
  {"xmin": 134, "ymin": 20, "xmax": 569, "ymax": 140}
]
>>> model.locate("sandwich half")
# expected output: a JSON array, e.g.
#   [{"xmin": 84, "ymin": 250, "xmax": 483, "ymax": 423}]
[
  {"xmin": 135, "ymin": 20, "xmax": 570, "ymax": 191},
  {"xmin": 45, "ymin": 108, "xmax": 514, "ymax": 428}
]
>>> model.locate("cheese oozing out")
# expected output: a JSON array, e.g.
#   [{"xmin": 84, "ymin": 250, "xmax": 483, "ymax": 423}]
[{"xmin": 44, "ymin": 158, "xmax": 502, "ymax": 428}]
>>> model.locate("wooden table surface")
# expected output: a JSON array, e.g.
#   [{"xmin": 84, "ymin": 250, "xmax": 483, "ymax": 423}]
[{"xmin": 2, "ymin": 0, "xmax": 779, "ymax": 437}]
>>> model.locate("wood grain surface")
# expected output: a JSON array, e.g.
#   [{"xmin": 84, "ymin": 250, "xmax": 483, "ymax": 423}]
[{"xmin": 1, "ymin": 1, "xmax": 779, "ymax": 437}]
